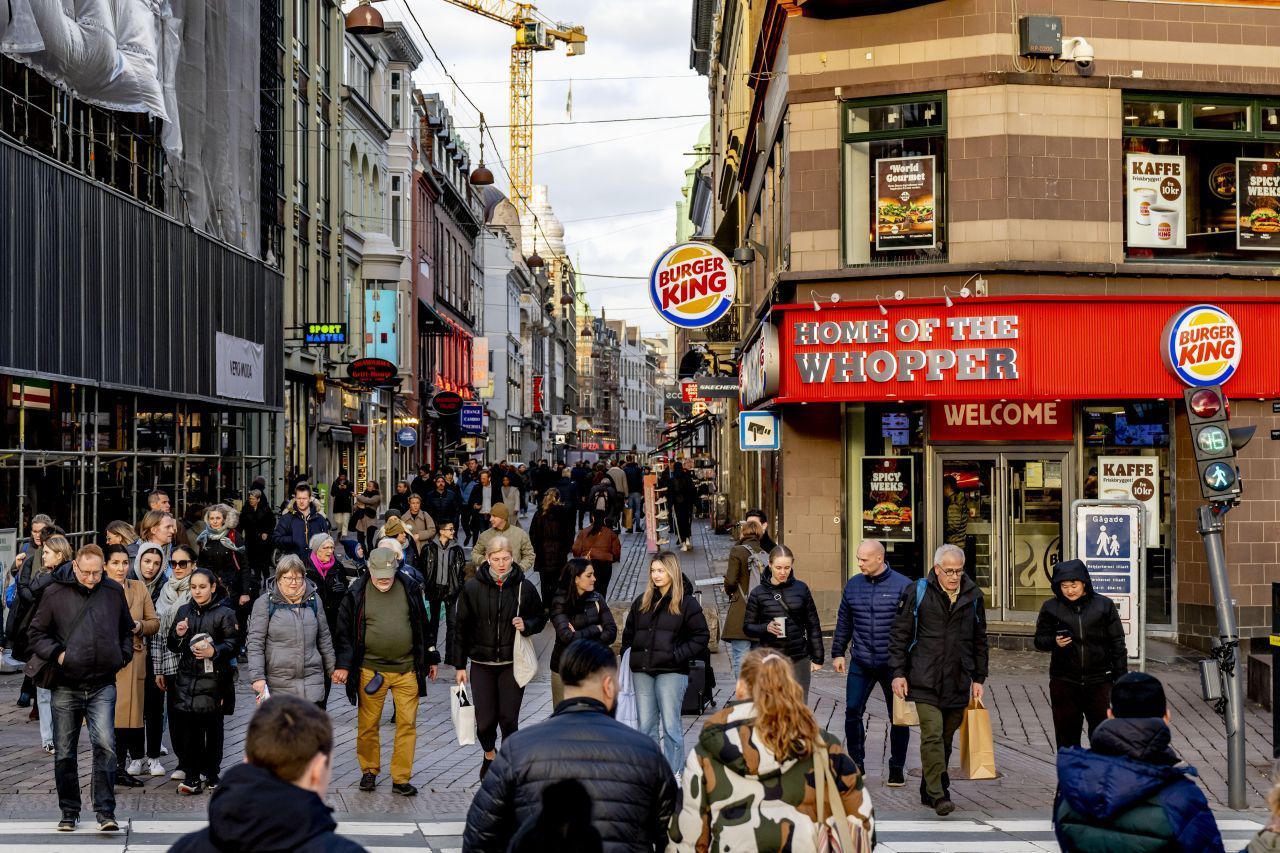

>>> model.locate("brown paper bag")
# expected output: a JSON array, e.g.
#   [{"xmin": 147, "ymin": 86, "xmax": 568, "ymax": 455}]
[
  {"xmin": 959, "ymin": 695, "xmax": 997, "ymax": 780},
  {"xmin": 892, "ymin": 693, "xmax": 920, "ymax": 727}
]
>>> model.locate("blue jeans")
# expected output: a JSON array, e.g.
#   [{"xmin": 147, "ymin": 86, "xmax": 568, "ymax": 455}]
[
  {"xmin": 37, "ymin": 686, "xmax": 53, "ymax": 746},
  {"xmin": 633, "ymin": 671, "xmax": 688, "ymax": 772},
  {"xmin": 51, "ymin": 683, "xmax": 117, "ymax": 818},
  {"xmin": 845, "ymin": 660, "xmax": 910, "ymax": 772},
  {"xmin": 726, "ymin": 640, "xmax": 752, "ymax": 681},
  {"xmin": 627, "ymin": 493, "xmax": 644, "ymax": 530}
]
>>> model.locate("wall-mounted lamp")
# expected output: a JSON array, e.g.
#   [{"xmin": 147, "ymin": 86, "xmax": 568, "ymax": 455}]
[
  {"xmin": 875, "ymin": 290, "xmax": 905, "ymax": 315},
  {"xmin": 810, "ymin": 290, "xmax": 842, "ymax": 312},
  {"xmin": 943, "ymin": 284, "xmax": 970, "ymax": 308}
]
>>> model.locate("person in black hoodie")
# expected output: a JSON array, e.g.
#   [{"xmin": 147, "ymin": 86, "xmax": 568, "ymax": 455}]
[
  {"xmin": 450, "ymin": 536, "xmax": 547, "ymax": 782},
  {"xmin": 1034, "ymin": 558, "xmax": 1127, "ymax": 749},
  {"xmin": 422, "ymin": 520, "xmax": 467, "ymax": 664},
  {"xmin": 743, "ymin": 544, "xmax": 825, "ymax": 699},
  {"xmin": 28, "ymin": 545, "xmax": 135, "ymax": 832},
  {"xmin": 549, "ymin": 559, "xmax": 617, "ymax": 706},
  {"xmin": 167, "ymin": 568, "xmax": 240, "ymax": 795},
  {"xmin": 169, "ymin": 694, "xmax": 368, "ymax": 853},
  {"xmin": 237, "ymin": 490, "xmax": 277, "ymax": 581}
]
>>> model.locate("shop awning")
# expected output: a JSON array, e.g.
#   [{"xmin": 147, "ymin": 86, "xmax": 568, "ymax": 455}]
[
  {"xmin": 418, "ymin": 298, "xmax": 450, "ymax": 334},
  {"xmin": 326, "ymin": 426, "xmax": 353, "ymax": 444},
  {"xmin": 662, "ymin": 413, "xmax": 713, "ymax": 438}
]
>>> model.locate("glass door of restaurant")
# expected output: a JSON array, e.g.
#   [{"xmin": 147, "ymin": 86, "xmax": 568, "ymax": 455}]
[{"xmin": 934, "ymin": 450, "xmax": 1071, "ymax": 622}]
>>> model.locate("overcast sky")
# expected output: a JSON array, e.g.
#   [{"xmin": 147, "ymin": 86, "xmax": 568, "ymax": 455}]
[{"xmin": 391, "ymin": 0, "xmax": 707, "ymax": 333}]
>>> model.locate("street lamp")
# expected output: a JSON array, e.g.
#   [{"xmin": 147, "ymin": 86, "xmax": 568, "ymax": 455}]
[{"xmin": 345, "ymin": 0, "xmax": 385, "ymax": 35}]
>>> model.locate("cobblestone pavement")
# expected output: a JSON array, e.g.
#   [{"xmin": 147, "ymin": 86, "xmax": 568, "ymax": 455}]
[{"xmin": 0, "ymin": 516, "xmax": 1270, "ymax": 845}]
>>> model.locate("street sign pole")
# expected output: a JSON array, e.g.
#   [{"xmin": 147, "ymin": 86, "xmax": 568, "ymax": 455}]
[
  {"xmin": 1199, "ymin": 502, "xmax": 1247, "ymax": 810},
  {"xmin": 1272, "ymin": 581, "xmax": 1280, "ymax": 760}
]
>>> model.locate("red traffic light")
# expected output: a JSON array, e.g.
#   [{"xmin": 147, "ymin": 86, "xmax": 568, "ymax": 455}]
[{"xmin": 1188, "ymin": 388, "xmax": 1226, "ymax": 420}]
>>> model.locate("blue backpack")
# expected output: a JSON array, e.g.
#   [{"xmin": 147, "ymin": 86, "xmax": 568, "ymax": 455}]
[{"xmin": 907, "ymin": 577, "xmax": 982, "ymax": 653}]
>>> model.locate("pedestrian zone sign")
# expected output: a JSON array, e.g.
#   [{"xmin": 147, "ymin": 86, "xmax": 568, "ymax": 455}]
[
  {"xmin": 740, "ymin": 411, "xmax": 779, "ymax": 451},
  {"xmin": 1073, "ymin": 503, "xmax": 1144, "ymax": 662}
]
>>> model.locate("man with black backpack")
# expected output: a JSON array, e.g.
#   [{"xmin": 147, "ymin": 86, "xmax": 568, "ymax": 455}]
[{"xmin": 888, "ymin": 543, "xmax": 988, "ymax": 817}]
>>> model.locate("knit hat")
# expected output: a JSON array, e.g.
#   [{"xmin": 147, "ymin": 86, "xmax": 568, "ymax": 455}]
[
  {"xmin": 489, "ymin": 503, "xmax": 510, "ymax": 521},
  {"xmin": 367, "ymin": 548, "xmax": 398, "ymax": 580},
  {"xmin": 1111, "ymin": 672, "xmax": 1167, "ymax": 719},
  {"xmin": 383, "ymin": 516, "xmax": 407, "ymax": 538}
]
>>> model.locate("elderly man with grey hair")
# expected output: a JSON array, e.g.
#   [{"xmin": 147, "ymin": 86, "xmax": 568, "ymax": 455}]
[{"xmin": 887, "ymin": 542, "xmax": 988, "ymax": 817}]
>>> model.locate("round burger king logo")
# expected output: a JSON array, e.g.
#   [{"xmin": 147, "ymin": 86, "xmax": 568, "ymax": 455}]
[
  {"xmin": 649, "ymin": 242, "xmax": 735, "ymax": 329},
  {"xmin": 1161, "ymin": 303, "xmax": 1242, "ymax": 387}
]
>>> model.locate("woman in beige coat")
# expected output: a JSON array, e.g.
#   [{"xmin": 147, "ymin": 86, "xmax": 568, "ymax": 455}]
[{"xmin": 104, "ymin": 543, "xmax": 159, "ymax": 787}]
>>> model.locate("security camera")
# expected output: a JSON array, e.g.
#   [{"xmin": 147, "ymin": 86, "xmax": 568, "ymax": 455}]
[{"xmin": 1060, "ymin": 36, "xmax": 1094, "ymax": 70}]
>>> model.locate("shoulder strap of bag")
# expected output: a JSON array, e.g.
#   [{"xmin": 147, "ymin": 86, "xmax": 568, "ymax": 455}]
[
  {"xmin": 908, "ymin": 577, "xmax": 928, "ymax": 653},
  {"xmin": 815, "ymin": 741, "xmax": 858, "ymax": 853}
]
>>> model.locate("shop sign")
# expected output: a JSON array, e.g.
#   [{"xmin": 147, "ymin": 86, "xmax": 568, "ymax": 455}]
[
  {"xmin": 1074, "ymin": 504, "xmax": 1144, "ymax": 661},
  {"xmin": 648, "ymin": 242, "xmax": 735, "ymax": 330},
  {"xmin": 1160, "ymin": 304, "xmax": 1241, "ymax": 387},
  {"xmin": 740, "ymin": 411, "xmax": 780, "ymax": 451},
  {"xmin": 740, "ymin": 322, "xmax": 780, "ymax": 408},
  {"xmin": 215, "ymin": 332, "xmax": 265, "ymax": 403},
  {"xmin": 681, "ymin": 382, "xmax": 704, "ymax": 403},
  {"xmin": 694, "ymin": 379, "xmax": 739, "ymax": 399},
  {"xmin": 861, "ymin": 456, "xmax": 914, "ymax": 543},
  {"xmin": 396, "ymin": 427, "xmax": 418, "ymax": 448},
  {"xmin": 460, "ymin": 402, "xmax": 484, "ymax": 434},
  {"xmin": 775, "ymin": 296, "xmax": 1280, "ymax": 403},
  {"xmin": 349, "ymin": 358, "xmax": 398, "ymax": 387},
  {"xmin": 432, "ymin": 391, "xmax": 464, "ymax": 415},
  {"xmin": 1126, "ymin": 153, "xmax": 1187, "ymax": 249},
  {"xmin": 1236, "ymin": 158, "xmax": 1280, "ymax": 251},
  {"xmin": 929, "ymin": 401, "xmax": 1071, "ymax": 442},
  {"xmin": 304, "ymin": 323, "xmax": 347, "ymax": 344},
  {"xmin": 532, "ymin": 376, "xmax": 545, "ymax": 414},
  {"xmin": 473, "ymin": 338, "xmax": 492, "ymax": 399},
  {"xmin": 1098, "ymin": 456, "xmax": 1160, "ymax": 548},
  {"xmin": 551, "ymin": 414, "xmax": 573, "ymax": 434},
  {"xmin": 875, "ymin": 155, "xmax": 936, "ymax": 251}
]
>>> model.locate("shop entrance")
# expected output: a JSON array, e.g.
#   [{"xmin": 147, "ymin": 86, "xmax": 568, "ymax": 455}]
[{"xmin": 933, "ymin": 450, "xmax": 1071, "ymax": 623}]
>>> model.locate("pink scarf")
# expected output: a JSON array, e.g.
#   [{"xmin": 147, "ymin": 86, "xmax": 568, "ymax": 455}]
[{"xmin": 310, "ymin": 551, "xmax": 335, "ymax": 579}]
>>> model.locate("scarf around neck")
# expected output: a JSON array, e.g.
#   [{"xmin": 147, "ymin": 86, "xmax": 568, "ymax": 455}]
[
  {"xmin": 310, "ymin": 550, "xmax": 335, "ymax": 579},
  {"xmin": 156, "ymin": 574, "xmax": 193, "ymax": 637}
]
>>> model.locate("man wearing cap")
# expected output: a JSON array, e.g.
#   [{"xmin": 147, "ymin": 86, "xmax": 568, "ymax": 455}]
[
  {"xmin": 471, "ymin": 505, "xmax": 535, "ymax": 574},
  {"xmin": 332, "ymin": 548, "xmax": 438, "ymax": 798},
  {"xmin": 1054, "ymin": 672, "xmax": 1224, "ymax": 853}
]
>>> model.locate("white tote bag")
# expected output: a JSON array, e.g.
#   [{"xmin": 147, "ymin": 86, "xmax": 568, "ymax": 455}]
[
  {"xmin": 451, "ymin": 683, "xmax": 477, "ymax": 746},
  {"xmin": 616, "ymin": 649, "xmax": 640, "ymax": 730},
  {"xmin": 512, "ymin": 582, "xmax": 538, "ymax": 688}
]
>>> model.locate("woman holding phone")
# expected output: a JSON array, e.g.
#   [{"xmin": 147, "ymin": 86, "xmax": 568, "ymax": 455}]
[{"xmin": 743, "ymin": 545, "xmax": 824, "ymax": 699}]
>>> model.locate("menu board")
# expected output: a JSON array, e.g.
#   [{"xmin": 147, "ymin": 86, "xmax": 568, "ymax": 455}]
[
  {"xmin": 862, "ymin": 456, "xmax": 914, "ymax": 543},
  {"xmin": 1126, "ymin": 153, "xmax": 1187, "ymax": 249},
  {"xmin": 1237, "ymin": 158, "xmax": 1280, "ymax": 252},
  {"xmin": 875, "ymin": 156, "xmax": 936, "ymax": 251}
]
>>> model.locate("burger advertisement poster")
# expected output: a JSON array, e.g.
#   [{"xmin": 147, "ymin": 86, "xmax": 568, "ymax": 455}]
[
  {"xmin": 1126, "ymin": 153, "xmax": 1187, "ymax": 249},
  {"xmin": 875, "ymin": 156, "xmax": 936, "ymax": 251},
  {"xmin": 862, "ymin": 456, "xmax": 914, "ymax": 543},
  {"xmin": 1236, "ymin": 158, "xmax": 1280, "ymax": 251}
]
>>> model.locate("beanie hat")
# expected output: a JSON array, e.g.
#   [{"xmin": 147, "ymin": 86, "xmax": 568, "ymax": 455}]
[
  {"xmin": 383, "ymin": 516, "xmax": 407, "ymax": 538},
  {"xmin": 1111, "ymin": 671, "xmax": 1167, "ymax": 719},
  {"xmin": 490, "ymin": 503, "xmax": 510, "ymax": 521}
]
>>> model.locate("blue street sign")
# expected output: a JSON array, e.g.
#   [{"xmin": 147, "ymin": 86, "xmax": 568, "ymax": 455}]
[
  {"xmin": 396, "ymin": 427, "xmax": 417, "ymax": 447},
  {"xmin": 460, "ymin": 403, "xmax": 484, "ymax": 434}
]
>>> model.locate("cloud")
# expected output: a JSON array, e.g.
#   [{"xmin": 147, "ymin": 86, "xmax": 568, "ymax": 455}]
[{"xmin": 395, "ymin": 0, "xmax": 705, "ymax": 333}]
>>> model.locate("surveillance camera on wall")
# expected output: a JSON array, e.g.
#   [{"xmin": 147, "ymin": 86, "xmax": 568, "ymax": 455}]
[{"xmin": 1060, "ymin": 37, "xmax": 1094, "ymax": 70}]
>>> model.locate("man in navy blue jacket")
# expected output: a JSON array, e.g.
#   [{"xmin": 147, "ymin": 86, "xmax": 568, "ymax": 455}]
[{"xmin": 832, "ymin": 538, "xmax": 912, "ymax": 785}]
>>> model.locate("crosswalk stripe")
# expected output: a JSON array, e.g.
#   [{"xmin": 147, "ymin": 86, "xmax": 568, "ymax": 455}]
[
  {"xmin": 0, "ymin": 822, "xmax": 125, "ymax": 835},
  {"xmin": 418, "ymin": 821, "xmax": 467, "ymax": 835},
  {"xmin": 878, "ymin": 843, "xmax": 1056, "ymax": 853},
  {"xmin": 336, "ymin": 822, "xmax": 421, "ymax": 836},
  {"xmin": 1218, "ymin": 820, "xmax": 1265, "ymax": 830},
  {"xmin": 985, "ymin": 820, "xmax": 1054, "ymax": 832},
  {"xmin": 877, "ymin": 820, "xmax": 992, "ymax": 833},
  {"xmin": 126, "ymin": 821, "xmax": 205, "ymax": 833},
  {"xmin": 0, "ymin": 846, "xmax": 125, "ymax": 852}
]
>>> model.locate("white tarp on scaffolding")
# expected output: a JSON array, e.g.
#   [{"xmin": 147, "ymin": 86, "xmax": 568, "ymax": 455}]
[{"xmin": 0, "ymin": 0, "xmax": 260, "ymax": 254}]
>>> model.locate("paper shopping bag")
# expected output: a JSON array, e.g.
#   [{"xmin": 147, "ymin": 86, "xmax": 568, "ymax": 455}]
[
  {"xmin": 958, "ymin": 695, "xmax": 997, "ymax": 780},
  {"xmin": 892, "ymin": 693, "xmax": 920, "ymax": 727},
  {"xmin": 451, "ymin": 684, "xmax": 477, "ymax": 746}
]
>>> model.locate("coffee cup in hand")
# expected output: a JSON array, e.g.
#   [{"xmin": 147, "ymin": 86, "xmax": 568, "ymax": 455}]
[{"xmin": 771, "ymin": 616, "xmax": 787, "ymax": 635}]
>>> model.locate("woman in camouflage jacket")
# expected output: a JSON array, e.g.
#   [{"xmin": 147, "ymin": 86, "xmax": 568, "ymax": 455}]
[{"xmin": 669, "ymin": 648, "xmax": 876, "ymax": 852}]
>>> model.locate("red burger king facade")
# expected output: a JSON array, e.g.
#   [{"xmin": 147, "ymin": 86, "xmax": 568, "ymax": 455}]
[{"xmin": 743, "ymin": 295, "xmax": 1280, "ymax": 651}]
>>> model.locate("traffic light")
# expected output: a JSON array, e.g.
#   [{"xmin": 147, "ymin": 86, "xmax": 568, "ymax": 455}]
[{"xmin": 1184, "ymin": 385, "xmax": 1255, "ymax": 501}]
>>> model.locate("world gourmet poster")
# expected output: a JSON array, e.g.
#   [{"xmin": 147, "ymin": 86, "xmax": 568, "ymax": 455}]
[
  {"xmin": 875, "ymin": 156, "xmax": 936, "ymax": 251},
  {"xmin": 862, "ymin": 456, "xmax": 914, "ymax": 543},
  {"xmin": 1237, "ymin": 158, "xmax": 1280, "ymax": 251}
]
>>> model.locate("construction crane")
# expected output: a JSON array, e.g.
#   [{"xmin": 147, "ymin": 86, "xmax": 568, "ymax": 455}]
[{"xmin": 442, "ymin": 1, "xmax": 586, "ymax": 217}]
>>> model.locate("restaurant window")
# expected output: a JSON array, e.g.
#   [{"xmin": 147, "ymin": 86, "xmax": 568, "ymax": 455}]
[
  {"xmin": 1123, "ymin": 95, "xmax": 1280, "ymax": 263},
  {"xmin": 1080, "ymin": 401, "xmax": 1173, "ymax": 626},
  {"xmin": 844, "ymin": 404, "xmax": 928, "ymax": 582},
  {"xmin": 841, "ymin": 94, "xmax": 946, "ymax": 267}
]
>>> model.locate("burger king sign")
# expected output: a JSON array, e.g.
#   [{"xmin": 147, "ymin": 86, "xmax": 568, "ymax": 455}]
[
  {"xmin": 1161, "ymin": 303, "xmax": 1242, "ymax": 387},
  {"xmin": 649, "ymin": 242, "xmax": 735, "ymax": 329}
]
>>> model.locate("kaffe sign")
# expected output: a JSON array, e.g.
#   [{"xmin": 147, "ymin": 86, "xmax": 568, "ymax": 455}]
[
  {"xmin": 215, "ymin": 332, "xmax": 265, "ymax": 403},
  {"xmin": 862, "ymin": 456, "xmax": 914, "ymax": 543},
  {"xmin": 1236, "ymin": 158, "xmax": 1280, "ymax": 252},
  {"xmin": 875, "ymin": 155, "xmax": 936, "ymax": 251},
  {"xmin": 773, "ymin": 296, "xmax": 1280, "ymax": 403},
  {"xmin": 1126, "ymin": 153, "xmax": 1187, "ymax": 249},
  {"xmin": 1098, "ymin": 456, "xmax": 1161, "ymax": 548}
]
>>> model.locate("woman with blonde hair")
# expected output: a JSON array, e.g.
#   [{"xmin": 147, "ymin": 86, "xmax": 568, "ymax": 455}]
[
  {"xmin": 621, "ymin": 551, "xmax": 709, "ymax": 774},
  {"xmin": 1245, "ymin": 778, "xmax": 1280, "ymax": 851},
  {"xmin": 670, "ymin": 648, "xmax": 875, "ymax": 852},
  {"xmin": 105, "ymin": 520, "xmax": 139, "ymax": 547}
]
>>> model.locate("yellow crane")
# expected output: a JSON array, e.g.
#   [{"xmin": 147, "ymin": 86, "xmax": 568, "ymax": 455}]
[{"xmin": 442, "ymin": 1, "xmax": 586, "ymax": 217}]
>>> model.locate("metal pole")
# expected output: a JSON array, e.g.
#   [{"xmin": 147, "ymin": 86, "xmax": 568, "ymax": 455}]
[
  {"xmin": 386, "ymin": 388, "xmax": 395, "ymax": 501},
  {"xmin": 1198, "ymin": 502, "xmax": 1247, "ymax": 810},
  {"xmin": 1272, "ymin": 581, "xmax": 1280, "ymax": 760}
]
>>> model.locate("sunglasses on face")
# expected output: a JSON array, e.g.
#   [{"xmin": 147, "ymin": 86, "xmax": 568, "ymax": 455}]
[{"xmin": 172, "ymin": 559, "xmax": 193, "ymax": 567}]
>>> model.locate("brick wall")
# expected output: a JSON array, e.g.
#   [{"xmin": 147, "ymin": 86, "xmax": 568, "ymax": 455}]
[{"xmin": 779, "ymin": 404, "xmax": 846, "ymax": 626}]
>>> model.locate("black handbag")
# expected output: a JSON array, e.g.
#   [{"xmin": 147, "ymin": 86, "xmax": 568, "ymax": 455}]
[{"xmin": 23, "ymin": 597, "xmax": 94, "ymax": 689}]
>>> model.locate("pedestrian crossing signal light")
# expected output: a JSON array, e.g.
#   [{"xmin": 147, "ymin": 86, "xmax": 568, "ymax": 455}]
[{"xmin": 1183, "ymin": 384, "xmax": 1254, "ymax": 501}]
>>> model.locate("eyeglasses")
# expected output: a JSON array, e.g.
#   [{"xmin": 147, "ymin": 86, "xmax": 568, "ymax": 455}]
[
  {"xmin": 280, "ymin": 575, "xmax": 305, "ymax": 584},
  {"xmin": 172, "ymin": 559, "xmax": 193, "ymax": 567},
  {"xmin": 938, "ymin": 568, "xmax": 965, "ymax": 577}
]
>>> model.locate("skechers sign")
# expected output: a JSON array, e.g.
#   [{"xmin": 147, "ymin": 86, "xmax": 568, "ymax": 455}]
[
  {"xmin": 649, "ymin": 243, "xmax": 735, "ymax": 329},
  {"xmin": 1161, "ymin": 304, "xmax": 1241, "ymax": 387}
]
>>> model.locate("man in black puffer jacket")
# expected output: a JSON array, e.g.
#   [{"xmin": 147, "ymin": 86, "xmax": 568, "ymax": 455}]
[
  {"xmin": 1033, "ymin": 559, "xmax": 1127, "ymax": 749},
  {"xmin": 464, "ymin": 640, "xmax": 677, "ymax": 853}
]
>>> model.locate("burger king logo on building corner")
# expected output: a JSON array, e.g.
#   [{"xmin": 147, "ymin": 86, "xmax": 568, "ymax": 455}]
[
  {"xmin": 1161, "ymin": 303, "xmax": 1242, "ymax": 387},
  {"xmin": 649, "ymin": 242, "xmax": 735, "ymax": 329}
]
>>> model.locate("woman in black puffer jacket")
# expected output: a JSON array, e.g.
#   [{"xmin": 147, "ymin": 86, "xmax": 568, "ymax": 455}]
[
  {"xmin": 423, "ymin": 519, "xmax": 468, "ymax": 663},
  {"xmin": 621, "ymin": 551, "xmax": 709, "ymax": 773},
  {"xmin": 450, "ymin": 536, "xmax": 547, "ymax": 781},
  {"xmin": 744, "ymin": 544, "xmax": 824, "ymax": 699},
  {"xmin": 549, "ymin": 559, "xmax": 617, "ymax": 706},
  {"xmin": 167, "ymin": 568, "xmax": 239, "ymax": 795}
]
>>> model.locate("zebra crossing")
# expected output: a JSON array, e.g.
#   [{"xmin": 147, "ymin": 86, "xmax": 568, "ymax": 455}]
[{"xmin": 873, "ymin": 815, "xmax": 1265, "ymax": 852}]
